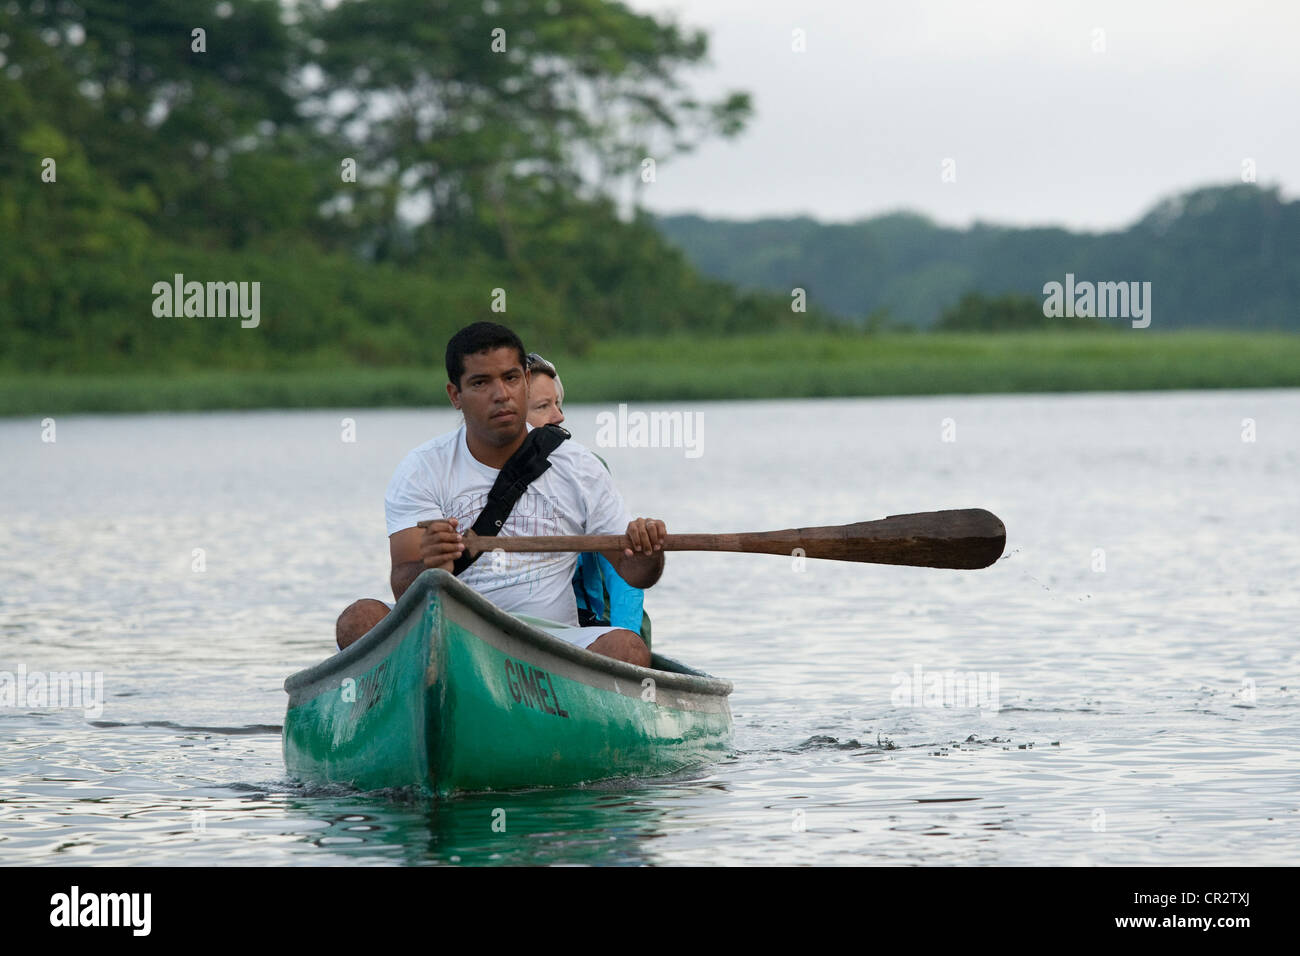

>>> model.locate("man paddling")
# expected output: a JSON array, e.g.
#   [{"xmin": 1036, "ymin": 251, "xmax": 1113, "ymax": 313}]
[{"xmin": 335, "ymin": 322, "xmax": 662, "ymax": 666}]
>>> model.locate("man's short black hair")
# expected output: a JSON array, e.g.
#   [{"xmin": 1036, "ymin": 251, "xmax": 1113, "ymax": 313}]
[{"xmin": 445, "ymin": 322, "xmax": 527, "ymax": 389}]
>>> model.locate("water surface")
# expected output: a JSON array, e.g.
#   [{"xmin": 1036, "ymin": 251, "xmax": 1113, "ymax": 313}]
[{"xmin": 2, "ymin": 390, "xmax": 1297, "ymax": 865}]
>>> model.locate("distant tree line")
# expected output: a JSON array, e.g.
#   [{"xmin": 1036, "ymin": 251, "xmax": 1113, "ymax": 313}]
[
  {"xmin": 934, "ymin": 292, "xmax": 1110, "ymax": 332},
  {"xmin": 658, "ymin": 183, "xmax": 1300, "ymax": 331}
]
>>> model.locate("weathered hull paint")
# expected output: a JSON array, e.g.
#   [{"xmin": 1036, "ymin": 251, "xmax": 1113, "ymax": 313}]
[{"xmin": 283, "ymin": 569, "xmax": 733, "ymax": 797}]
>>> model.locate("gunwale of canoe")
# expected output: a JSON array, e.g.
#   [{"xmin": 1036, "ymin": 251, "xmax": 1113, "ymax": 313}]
[{"xmin": 282, "ymin": 569, "xmax": 734, "ymax": 796}]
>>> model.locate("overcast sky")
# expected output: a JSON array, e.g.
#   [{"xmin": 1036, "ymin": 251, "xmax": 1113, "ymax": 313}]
[{"xmin": 623, "ymin": 0, "xmax": 1299, "ymax": 230}]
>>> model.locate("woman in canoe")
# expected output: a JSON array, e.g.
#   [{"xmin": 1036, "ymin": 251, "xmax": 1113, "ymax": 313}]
[{"xmin": 524, "ymin": 352, "xmax": 649, "ymax": 645}]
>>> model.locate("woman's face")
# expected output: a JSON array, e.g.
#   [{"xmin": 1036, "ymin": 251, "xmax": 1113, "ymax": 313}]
[{"xmin": 526, "ymin": 373, "xmax": 565, "ymax": 427}]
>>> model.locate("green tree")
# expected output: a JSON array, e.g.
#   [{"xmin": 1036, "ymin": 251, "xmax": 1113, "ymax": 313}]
[
  {"xmin": 12, "ymin": 0, "xmax": 314, "ymax": 242},
  {"xmin": 301, "ymin": 0, "xmax": 751, "ymax": 261},
  {"xmin": 0, "ymin": 0, "xmax": 824, "ymax": 375}
]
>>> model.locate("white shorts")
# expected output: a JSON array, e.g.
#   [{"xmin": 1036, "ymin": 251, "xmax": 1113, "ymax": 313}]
[{"xmin": 533, "ymin": 623, "xmax": 623, "ymax": 651}]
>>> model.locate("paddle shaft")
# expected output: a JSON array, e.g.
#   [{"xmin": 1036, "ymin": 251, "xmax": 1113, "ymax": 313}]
[{"xmin": 427, "ymin": 508, "xmax": 1006, "ymax": 570}]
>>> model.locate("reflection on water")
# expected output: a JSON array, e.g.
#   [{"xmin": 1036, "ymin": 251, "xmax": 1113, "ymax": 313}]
[
  {"xmin": 2, "ymin": 391, "xmax": 1298, "ymax": 864},
  {"xmin": 289, "ymin": 784, "xmax": 685, "ymax": 866}
]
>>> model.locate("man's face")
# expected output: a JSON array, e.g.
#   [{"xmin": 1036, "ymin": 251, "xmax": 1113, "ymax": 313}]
[{"xmin": 449, "ymin": 346, "xmax": 528, "ymax": 446}]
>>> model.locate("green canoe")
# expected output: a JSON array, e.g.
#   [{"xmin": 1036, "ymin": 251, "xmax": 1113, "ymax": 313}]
[{"xmin": 282, "ymin": 569, "xmax": 734, "ymax": 797}]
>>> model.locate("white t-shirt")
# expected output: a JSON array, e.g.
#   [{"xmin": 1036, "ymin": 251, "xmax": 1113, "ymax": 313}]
[{"xmin": 385, "ymin": 424, "xmax": 633, "ymax": 624}]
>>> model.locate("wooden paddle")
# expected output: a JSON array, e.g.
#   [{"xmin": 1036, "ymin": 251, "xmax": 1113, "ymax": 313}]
[{"xmin": 421, "ymin": 508, "xmax": 1005, "ymax": 570}]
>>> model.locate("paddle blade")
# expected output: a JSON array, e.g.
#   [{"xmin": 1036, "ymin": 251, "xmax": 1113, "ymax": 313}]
[{"xmin": 786, "ymin": 509, "xmax": 1006, "ymax": 569}]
